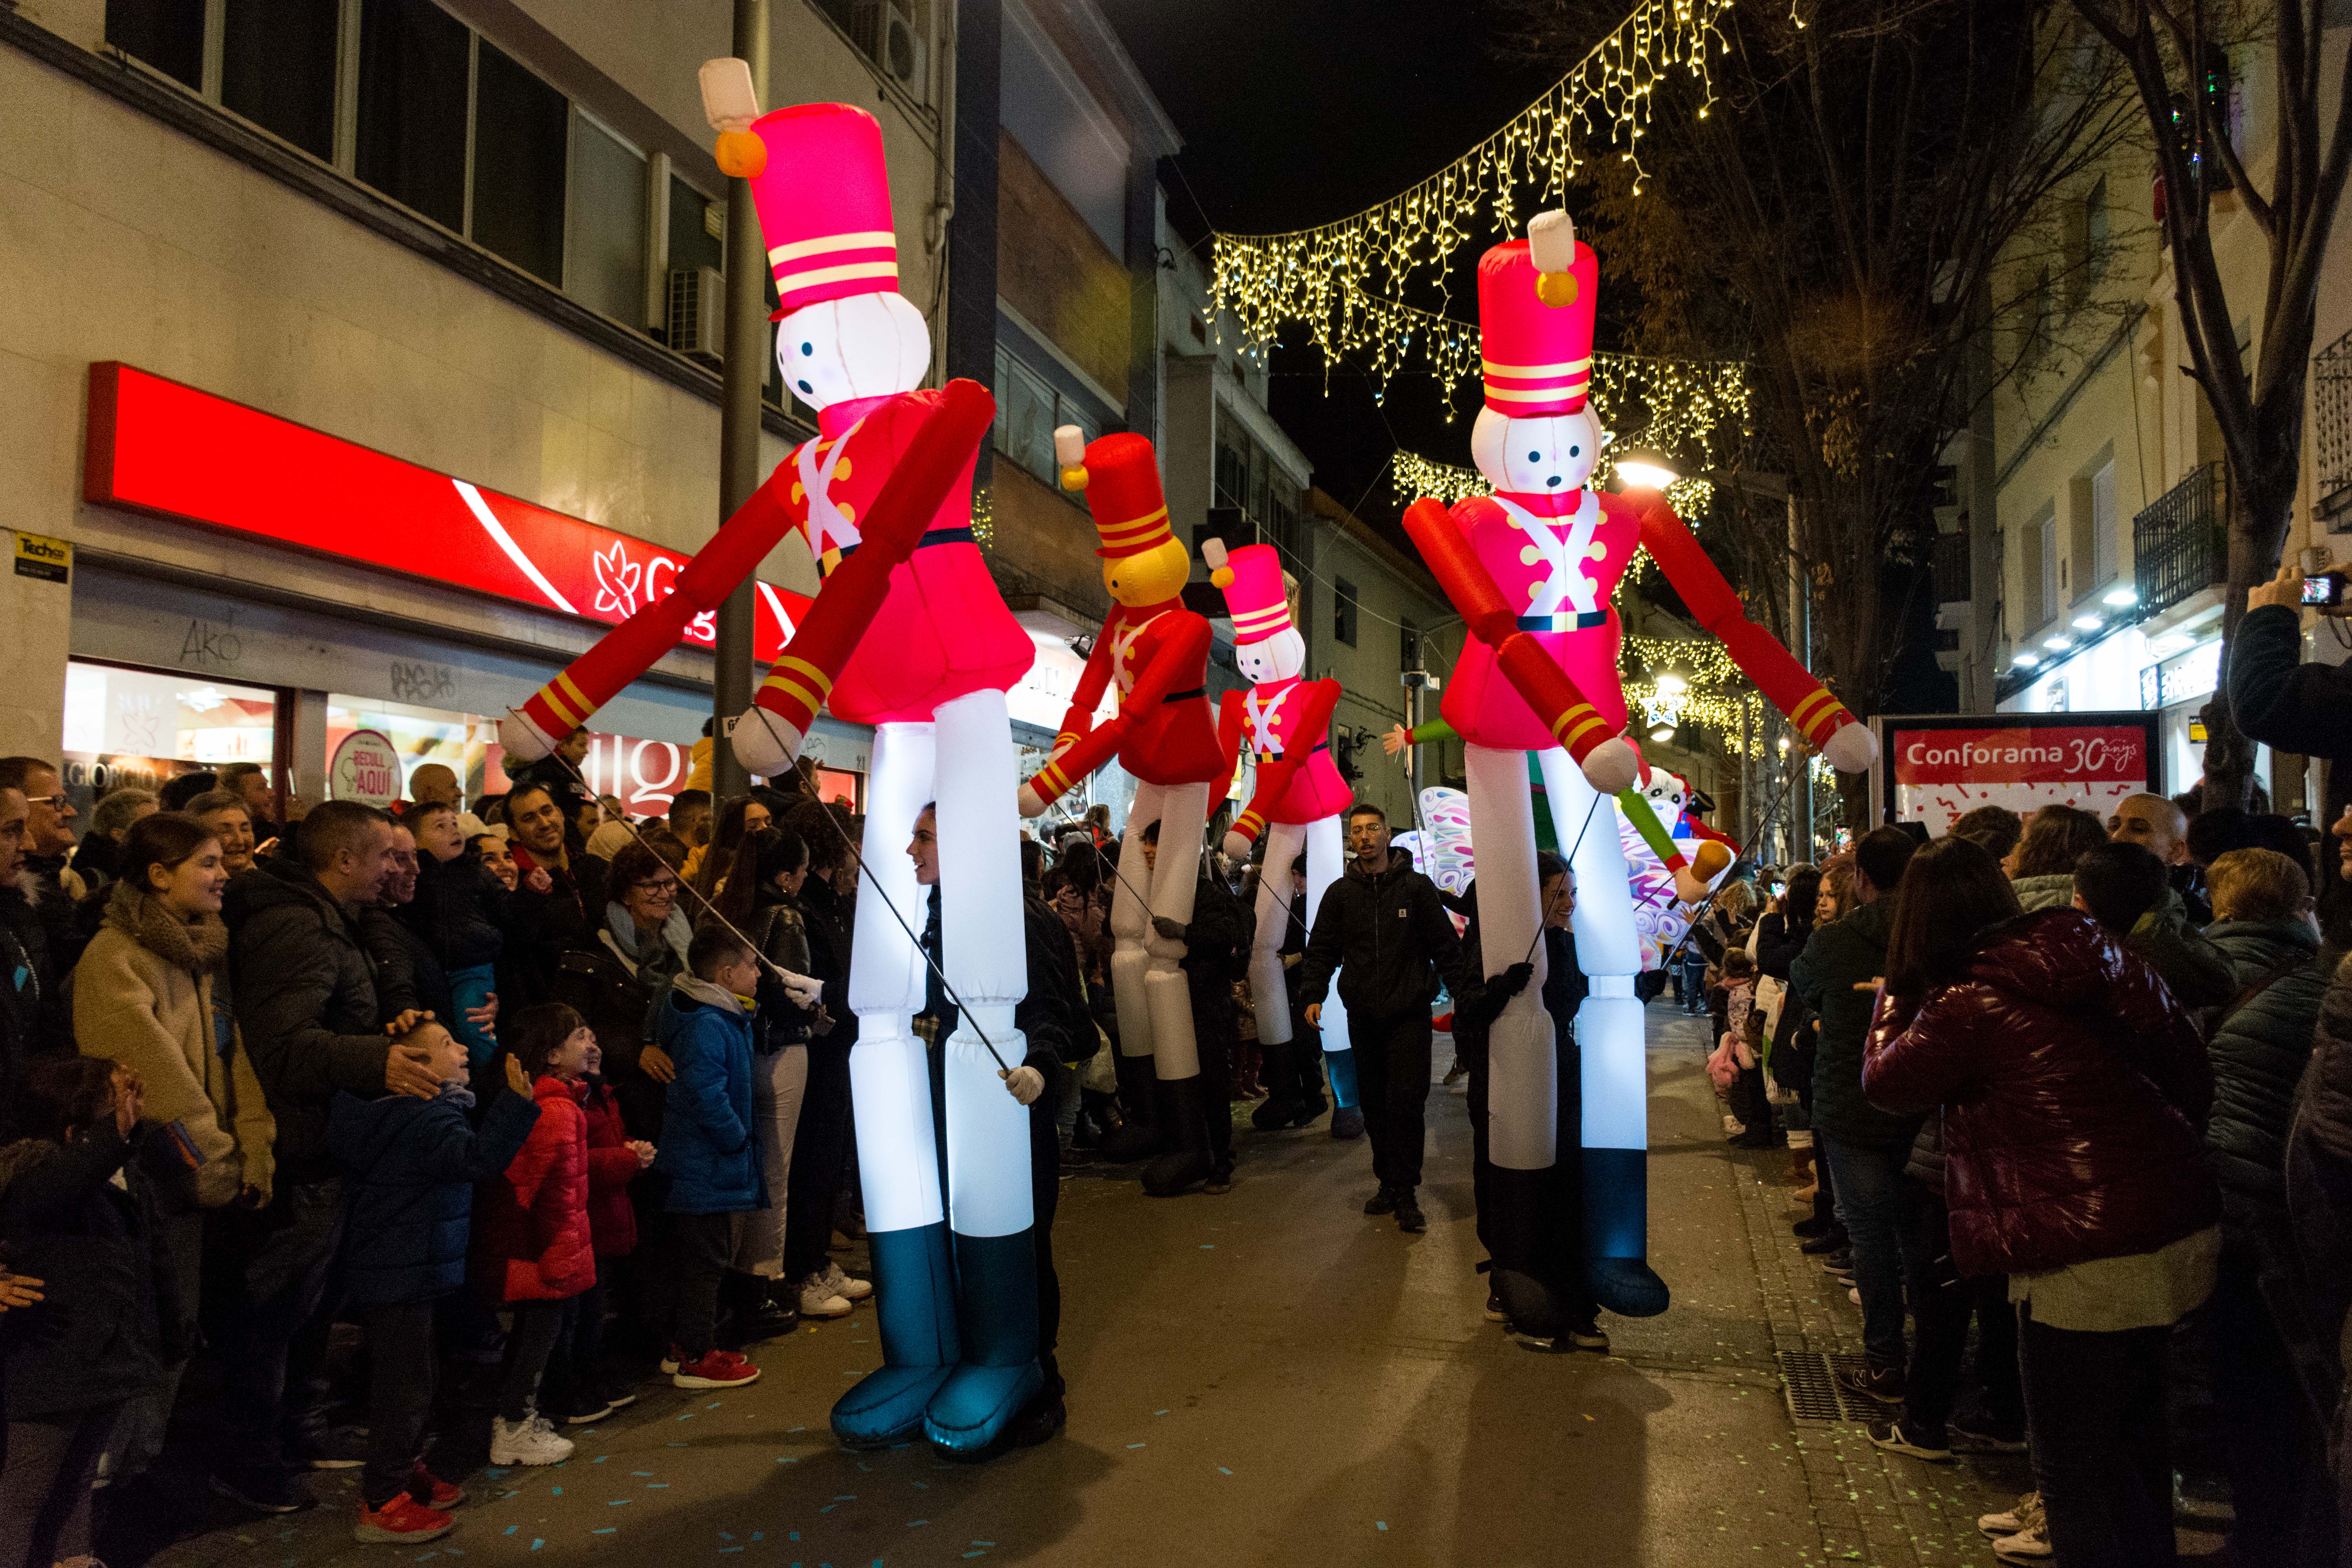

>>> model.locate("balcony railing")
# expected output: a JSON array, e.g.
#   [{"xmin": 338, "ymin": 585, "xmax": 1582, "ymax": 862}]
[
  {"xmin": 2318, "ymin": 326, "xmax": 2352, "ymax": 522},
  {"xmin": 1932, "ymin": 530, "xmax": 1970, "ymax": 605},
  {"xmin": 2132, "ymin": 461, "xmax": 2228, "ymax": 617}
]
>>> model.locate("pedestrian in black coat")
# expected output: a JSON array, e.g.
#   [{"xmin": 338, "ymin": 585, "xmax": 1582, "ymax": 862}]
[{"xmin": 1298, "ymin": 802, "xmax": 1477, "ymax": 1232}]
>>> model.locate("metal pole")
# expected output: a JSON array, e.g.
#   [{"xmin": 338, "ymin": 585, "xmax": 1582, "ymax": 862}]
[
  {"xmin": 1406, "ymin": 679, "xmax": 1424, "ymax": 809},
  {"xmin": 1788, "ymin": 492, "xmax": 1814, "ymax": 860},
  {"xmin": 1739, "ymin": 693, "xmax": 1753, "ymax": 851},
  {"xmin": 712, "ymin": 0, "xmax": 769, "ymax": 803}
]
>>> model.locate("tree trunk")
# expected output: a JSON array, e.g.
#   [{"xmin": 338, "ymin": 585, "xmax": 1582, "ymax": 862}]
[{"xmin": 2205, "ymin": 427, "xmax": 2304, "ymax": 809}]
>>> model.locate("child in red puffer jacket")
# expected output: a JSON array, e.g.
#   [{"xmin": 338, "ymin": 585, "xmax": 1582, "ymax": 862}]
[
  {"xmin": 541, "ymin": 1056, "xmax": 654, "ymax": 1425},
  {"xmin": 475, "ymin": 1004, "xmax": 600, "ymax": 1466}
]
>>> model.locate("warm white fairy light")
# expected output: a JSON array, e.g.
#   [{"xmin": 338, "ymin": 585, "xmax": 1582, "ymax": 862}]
[{"xmin": 1211, "ymin": 0, "xmax": 1733, "ymax": 412}]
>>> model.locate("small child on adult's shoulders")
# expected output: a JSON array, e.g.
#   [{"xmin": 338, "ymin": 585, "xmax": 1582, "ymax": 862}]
[
  {"xmin": 652, "ymin": 926, "xmax": 768, "ymax": 1390},
  {"xmin": 474, "ymin": 1005, "xmax": 603, "ymax": 1467},
  {"xmin": 330, "ymin": 1018, "xmax": 539, "ymax": 1544}
]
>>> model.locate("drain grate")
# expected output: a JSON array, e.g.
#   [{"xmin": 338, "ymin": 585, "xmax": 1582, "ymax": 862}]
[{"xmin": 1775, "ymin": 1350, "xmax": 1882, "ymax": 1426}]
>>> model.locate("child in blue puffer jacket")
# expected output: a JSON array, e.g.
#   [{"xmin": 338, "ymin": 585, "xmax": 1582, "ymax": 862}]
[
  {"xmin": 330, "ymin": 1020, "xmax": 538, "ymax": 1545},
  {"xmin": 401, "ymin": 801, "xmax": 535, "ymax": 1067},
  {"xmin": 653, "ymin": 925, "xmax": 766, "ymax": 1392}
]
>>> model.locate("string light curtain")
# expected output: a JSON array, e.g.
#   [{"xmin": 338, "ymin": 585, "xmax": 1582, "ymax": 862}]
[
  {"xmin": 1389, "ymin": 446, "xmax": 1719, "ymax": 532},
  {"xmin": 1210, "ymin": 0, "xmax": 1733, "ymax": 412}
]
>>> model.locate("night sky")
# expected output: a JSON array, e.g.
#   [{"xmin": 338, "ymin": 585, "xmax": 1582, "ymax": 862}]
[{"xmin": 1098, "ymin": 0, "xmax": 1562, "ymax": 534}]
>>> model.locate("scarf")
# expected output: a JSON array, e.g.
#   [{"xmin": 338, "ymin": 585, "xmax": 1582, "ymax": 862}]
[
  {"xmin": 604, "ymin": 901, "xmax": 691, "ymax": 972},
  {"xmin": 104, "ymin": 880, "xmax": 229, "ymax": 976},
  {"xmin": 672, "ymin": 973, "xmax": 751, "ymax": 1016}
]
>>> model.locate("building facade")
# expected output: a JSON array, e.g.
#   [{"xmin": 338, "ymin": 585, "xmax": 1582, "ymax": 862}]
[{"xmin": 1940, "ymin": 18, "xmax": 2352, "ymax": 814}]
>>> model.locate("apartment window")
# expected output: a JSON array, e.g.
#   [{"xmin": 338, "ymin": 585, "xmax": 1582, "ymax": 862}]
[
  {"xmin": 106, "ymin": 0, "xmax": 205, "ymax": 90},
  {"xmin": 567, "ymin": 114, "xmax": 648, "ymax": 327},
  {"xmin": 356, "ymin": 0, "xmax": 470, "ymax": 234},
  {"xmin": 1334, "ymin": 578, "xmax": 1359, "ymax": 648},
  {"xmin": 991, "ymin": 347, "xmax": 1096, "ymax": 487},
  {"xmin": 470, "ymin": 41, "xmax": 568, "ymax": 284},
  {"xmin": 221, "ymin": 0, "xmax": 339, "ymax": 160},
  {"xmin": 668, "ymin": 176, "xmax": 724, "ymax": 276}
]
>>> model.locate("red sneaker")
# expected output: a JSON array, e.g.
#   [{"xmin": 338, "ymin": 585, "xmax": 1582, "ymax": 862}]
[
  {"xmin": 407, "ymin": 1462, "xmax": 466, "ymax": 1510},
  {"xmin": 661, "ymin": 1344, "xmax": 751, "ymax": 1374},
  {"xmin": 354, "ymin": 1492, "xmax": 455, "ymax": 1544},
  {"xmin": 671, "ymin": 1349, "xmax": 762, "ymax": 1389}
]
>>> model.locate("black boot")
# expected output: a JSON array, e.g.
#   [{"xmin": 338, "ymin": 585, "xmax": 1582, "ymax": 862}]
[
  {"xmin": 1094, "ymin": 1051, "xmax": 1163, "ymax": 1162},
  {"xmin": 1251, "ymin": 1039, "xmax": 1299, "ymax": 1130},
  {"xmin": 1140, "ymin": 1076, "xmax": 1214, "ymax": 1196}
]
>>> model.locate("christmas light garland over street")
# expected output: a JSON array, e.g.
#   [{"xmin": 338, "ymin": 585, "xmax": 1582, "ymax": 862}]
[{"xmin": 1210, "ymin": 0, "xmax": 1733, "ymax": 412}]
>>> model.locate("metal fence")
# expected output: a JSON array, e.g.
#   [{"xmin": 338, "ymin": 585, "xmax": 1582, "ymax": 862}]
[
  {"xmin": 2318, "ymin": 326, "xmax": 2352, "ymax": 523},
  {"xmin": 2132, "ymin": 461, "xmax": 2227, "ymax": 617}
]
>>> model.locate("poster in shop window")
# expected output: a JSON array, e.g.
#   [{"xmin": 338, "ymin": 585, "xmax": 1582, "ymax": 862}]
[{"xmin": 1872, "ymin": 711, "xmax": 2162, "ymax": 836}]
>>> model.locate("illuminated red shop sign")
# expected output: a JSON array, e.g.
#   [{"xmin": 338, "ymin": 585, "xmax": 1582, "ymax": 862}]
[
  {"xmin": 83, "ymin": 363, "xmax": 812, "ymax": 660},
  {"xmin": 1879, "ymin": 713, "xmax": 2161, "ymax": 835}
]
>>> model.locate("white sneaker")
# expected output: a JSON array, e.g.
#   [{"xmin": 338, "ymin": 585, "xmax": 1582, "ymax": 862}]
[
  {"xmin": 822, "ymin": 1261, "xmax": 873, "ymax": 1302},
  {"xmin": 1992, "ymin": 1523, "xmax": 2052, "ymax": 1563},
  {"xmin": 797, "ymin": 1274, "xmax": 854, "ymax": 1318},
  {"xmin": 490, "ymin": 1414, "xmax": 575, "ymax": 1466},
  {"xmin": 1978, "ymin": 1492, "xmax": 2042, "ymax": 1538}
]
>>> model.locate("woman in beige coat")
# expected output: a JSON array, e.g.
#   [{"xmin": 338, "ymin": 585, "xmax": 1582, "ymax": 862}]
[{"xmin": 73, "ymin": 810, "xmax": 275, "ymax": 1482}]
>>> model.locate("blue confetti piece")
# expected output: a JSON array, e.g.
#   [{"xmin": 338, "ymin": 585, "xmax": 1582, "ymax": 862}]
[
  {"xmin": 789, "ymin": 1533, "xmax": 800, "ymax": 1541},
  {"xmin": 678, "ymin": 1413, "xmax": 695, "ymax": 1421},
  {"xmin": 820, "ymin": 1506, "xmax": 834, "ymax": 1514},
  {"xmin": 834, "ymin": 1495, "xmax": 857, "ymax": 1501},
  {"xmin": 486, "ymin": 1469, "xmax": 510, "ymax": 1478},
  {"xmin": 1154, "ymin": 1410, "xmax": 1168, "ymax": 1416},
  {"xmin": 1200, "ymin": 1244, "xmax": 1214, "ymax": 1250},
  {"xmin": 505, "ymin": 1527, "xmax": 518, "ymax": 1536},
  {"xmin": 789, "ymin": 1426, "xmax": 806, "ymax": 1433},
  {"xmin": 1126, "ymin": 1443, "xmax": 1145, "ymax": 1450},
  {"xmin": 609, "ymin": 1499, "xmax": 632, "ymax": 1506},
  {"xmin": 530, "ymin": 1540, "xmax": 544, "ymax": 1552},
  {"xmin": 1376, "ymin": 1521, "xmax": 1388, "ymax": 1532},
  {"xmin": 633, "ymin": 1471, "xmax": 654, "ymax": 1477},
  {"xmin": 648, "ymin": 1483, "xmax": 670, "ymax": 1488},
  {"xmin": 550, "ymin": 1487, "xmax": 561, "ymax": 1496},
  {"xmin": 592, "ymin": 1456, "xmax": 610, "ymax": 1464},
  {"xmin": 907, "ymin": 1520, "xmax": 928, "ymax": 1528},
  {"xmin": 754, "ymin": 1534, "xmax": 763, "ymax": 1542},
  {"xmin": 593, "ymin": 1527, "xmax": 617, "ymax": 1535},
  {"xmin": 720, "ymin": 1533, "xmax": 735, "ymax": 1542},
  {"xmin": 668, "ymin": 1442, "xmax": 688, "ymax": 1447},
  {"xmin": 1218, "ymin": 1467, "xmax": 1232, "ymax": 1475},
  {"xmin": 709, "ymin": 1401, "xmax": 722, "ymax": 1409}
]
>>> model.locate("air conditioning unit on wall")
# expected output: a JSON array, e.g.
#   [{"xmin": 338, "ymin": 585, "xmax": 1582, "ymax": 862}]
[
  {"xmin": 667, "ymin": 267, "xmax": 725, "ymax": 363},
  {"xmin": 850, "ymin": 0, "xmax": 924, "ymax": 92}
]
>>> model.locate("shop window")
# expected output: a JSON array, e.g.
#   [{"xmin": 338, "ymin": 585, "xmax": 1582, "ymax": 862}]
[
  {"xmin": 472, "ymin": 39, "xmax": 569, "ymax": 285},
  {"xmin": 329, "ymin": 694, "xmax": 497, "ymax": 805},
  {"xmin": 356, "ymin": 0, "xmax": 470, "ymax": 235},
  {"xmin": 1334, "ymin": 577, "xmax": 1359, "ymax": 648},
  {"xmin": 221, "ymin": 0, "xmax": 339, "ymax": 161},
  {"xmin": 566, "ymin": 112, "xmax": 647, "ymax": 325},
  {"xmin": 105, "ymin": 0, "xmax": 205, "ymax": 89},
  {"xmin": 992, "ymin": 348, "xmax": 1059, "ymax": 483},
  {"xmin": 61, "ymin": 659, "xmax": 281, "ymax": 816}
]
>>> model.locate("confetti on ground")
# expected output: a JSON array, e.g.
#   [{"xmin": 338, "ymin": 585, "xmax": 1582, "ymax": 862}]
[
  {"xmin": 1376, "ymin": 1522, "xmax": 1388, "ymax": 1532},
  {"xmin": 1218, "ymin": 1467, "xmax": 1232, "ymax": 1475}
]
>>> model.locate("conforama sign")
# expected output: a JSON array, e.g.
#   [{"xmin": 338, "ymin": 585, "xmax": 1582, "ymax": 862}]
[
  {"xmin": 1880, "ymin": 713, "xmax": 2160, "ymax": 835},
  {"xmin": 84, "ymin": 363, "xmax": 812, "ymax": 659}
]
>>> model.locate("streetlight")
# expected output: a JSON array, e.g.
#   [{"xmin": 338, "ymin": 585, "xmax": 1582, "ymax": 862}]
[
  {"xmin": 1653, "ymin": 670, "xmax": 1689, "ymax": 700},
  {"xmin": 1613, "ymin": 450, "xmax": 1681, "ymax": 492},
  {"xmin": 1649, "ymin": 722, "xmax": 1675, "ymax": 744}
]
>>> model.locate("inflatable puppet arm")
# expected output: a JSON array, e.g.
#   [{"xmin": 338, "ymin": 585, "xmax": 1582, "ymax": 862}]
[
  {"xmin": 701, "ymin": 58, "xmax": 768, "ymax": 178},
  {"xmin": 1628, "ymin": 489, "xmax": 1877, "ymax": 774},
  {"xmin": 1020, "ymin": 607, "xmax": 1214, "ymax": 816},
  {"xmin": 1617, "ymin": 788, "xmax": 1735, "ymax": 902},
  {"xmin": 1384, "ymin": 716, "xmax": 1457, "ymax": 758},
  {"xmin": 504, "ymin": 481, "xmax": 798, "ymax": 764},
  {"xmin": 731, "ymin": 379, "xmax": 998, "ymax": 777},
  {"xmin": 1401, "ymin": 496, "xmax": 1639, "ymax": 793},
  {"xmin": 1225, "ymin": 677, "xmax": 1341, "ymax": 851}
]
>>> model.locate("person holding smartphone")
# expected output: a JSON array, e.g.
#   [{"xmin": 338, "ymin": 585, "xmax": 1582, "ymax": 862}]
[{"xmin": 2233, "ymin": 563, "xmax": 2352, "ymax": 766}]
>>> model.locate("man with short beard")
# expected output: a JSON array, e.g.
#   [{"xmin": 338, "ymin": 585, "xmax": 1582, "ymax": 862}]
[
  {"xmin": 0, "ymin": 756, "xmax": 90, "ymax": 968},
  {"xmin": 505, "ymin": 783, "xmax": 602, "ymax": 1001},
  {"xmin": 217, "ymin": 800, "xmax": 441, "ymax": 1513}
]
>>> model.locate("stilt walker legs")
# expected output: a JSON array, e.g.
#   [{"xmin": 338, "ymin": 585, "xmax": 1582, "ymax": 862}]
[
  {"xmin": 1095, "ymin": 801, "xmax": 1163, "ymax": 1162},
  {"xmin": 1138, "ymin": 780, "xmax": 1214, "ymax": 1196},
  {"xmin": 1534, "ymin": 746, "xmax": 1668, "ymax": 1318},
  {"xmin": 1246, "ymin": 820, "xmax": 1309, "ymax": 1130},
  {"xmin": 924, "ymin": 689, "xmax": 1042, "ymax": 1454},
  {"xmin": 1465, "ymin": 743, "xmax": 1570, "ymax": 1332},
  {"xmin": 833, "ymin": 724, "xmax": 956, "ymax": 1447},
  {"xmin": 1302, "ymin": 813, "xmax": 1356, "ymax": 1111}
]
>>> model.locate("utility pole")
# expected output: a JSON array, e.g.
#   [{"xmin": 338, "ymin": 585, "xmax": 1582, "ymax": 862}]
[
  {"xmin": 1788, "ymin": 492, "xmax": 1814, "ymax": 861},
  {"xmin": 711, "ymin": 0, "xmax": 768, "ymax": 803}
]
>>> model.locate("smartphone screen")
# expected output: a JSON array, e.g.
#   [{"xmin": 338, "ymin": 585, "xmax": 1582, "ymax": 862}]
[{"xmin": 2303, "ymin": 574, "xmax": 2343, "ymax": 606}]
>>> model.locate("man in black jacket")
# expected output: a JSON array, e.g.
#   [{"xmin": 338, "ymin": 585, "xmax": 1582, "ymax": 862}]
[
  {"xmin": 218, "ymin": 800, "xmax": 440, "ymax": 1512},
  {"xmin": 1299, "ymin": 802, "xmax": 1477, "ymax": 1234},
  {"xmin": 0, "ymin": 786, "xmax": 71, "ymax": 1136},
  {"xmin": 2232, "ymin": 565, "xmax": 2352, "ymax": 765},
  {"xmin": 506, "ymin": 782, "xmax": 609, "ymax": 1004}
]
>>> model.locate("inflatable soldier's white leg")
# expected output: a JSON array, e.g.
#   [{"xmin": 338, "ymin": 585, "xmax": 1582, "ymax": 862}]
[
  {"xmin": 1302, "ymin": 812, "xmax": 1356, "ymax": 1111},
  {"xmin": 1464, "ymin": 743, "xmax": 1566, "ymax": 1331},
  {"xmin": 1245, "ymin": 819, "xmax": 1309, "ymax": 1047},
  {"xmin": 923, "ymin": 688, "xmax": 1042, "ymax": 1454},
  {"xmin": 1094, "ymin": 792, "xmax": 1164, "ymax": 1161},
  {"xmin": 1535, "ymin": 744, "xmax": 1669, "ymax": 1318},
  {"xmin": 833, "ymin": 722, "xmax": 957, "ymax": 1447},
  {"xmin": 1139, "ymin": 781, "xmax": 1214, "ymax": 1195}
]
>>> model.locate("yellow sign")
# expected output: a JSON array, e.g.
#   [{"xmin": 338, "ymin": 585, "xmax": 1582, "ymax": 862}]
[
  {"xmin": 2189, "ymin": 720, "xmax": 2207, "ymax": 743},
  {"xmin": 13, "ymin": 532, "xmax": 69, "ymax": 584}
]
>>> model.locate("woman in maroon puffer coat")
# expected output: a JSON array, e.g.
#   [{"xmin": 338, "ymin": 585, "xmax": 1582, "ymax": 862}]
[
  {"xmin": 475, "ymin": 1005, "xmax": 600, "ymax": 1465},
  {"xmin": 1864, "ymin": 835, "xmax": 2219, "ymax": 1568}
]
